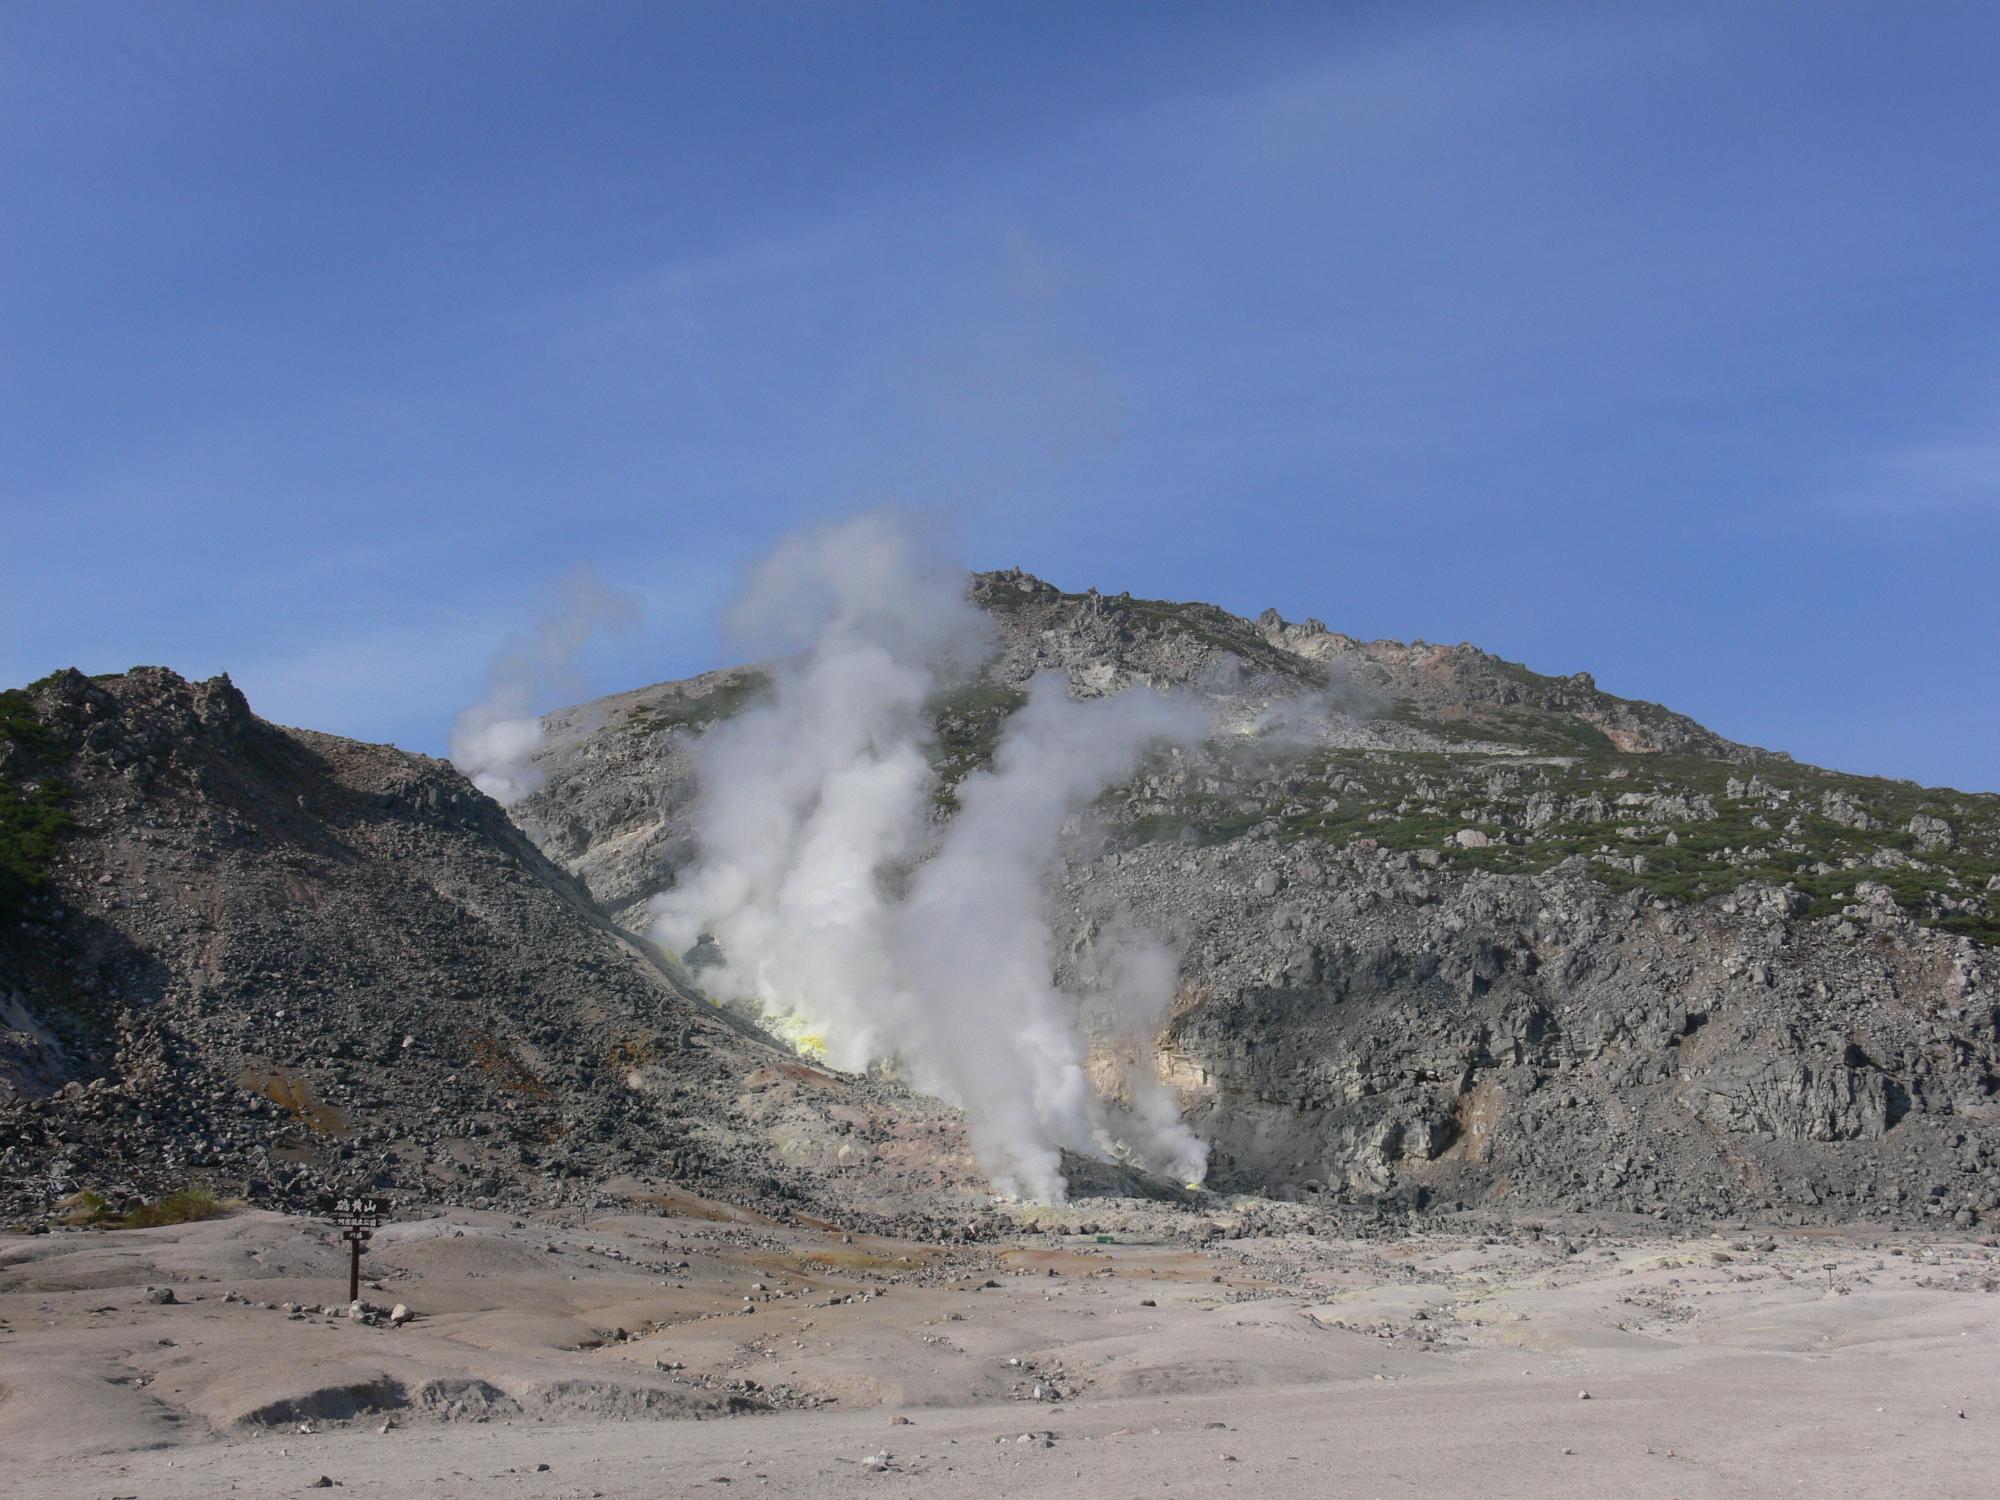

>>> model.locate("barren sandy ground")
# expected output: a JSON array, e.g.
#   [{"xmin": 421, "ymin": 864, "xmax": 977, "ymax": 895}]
[{"xmin": 3, "ymin": 1198, "xmax": 1995, "ymax": 1499}]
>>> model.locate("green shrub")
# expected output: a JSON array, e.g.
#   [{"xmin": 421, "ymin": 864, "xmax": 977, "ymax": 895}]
[
  {"xmin": 0, "ymin": 686, "xmax": 74, "ymax": 923},
  {"xmin": 57, "ymin": 1190, "xmax": 113, "ymax": 1227},
  {"xmin": 114, "ymin": 1188, "xmax": 228, "ymax": 1229},
  {"xmin": 59, "ymin": 1186, "xmax": 231, "ymax": 1229}
]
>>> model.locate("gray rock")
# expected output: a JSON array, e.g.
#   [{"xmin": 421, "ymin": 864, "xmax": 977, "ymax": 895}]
[{"xmin": 1908, "ymin": 814, "xmax": 1955, "ymax": 852}]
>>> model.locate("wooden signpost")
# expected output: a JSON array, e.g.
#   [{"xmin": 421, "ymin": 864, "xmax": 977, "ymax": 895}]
[{"xmin": 323, "ymin": 1195, "xmax": 388, "ymax": 1303}]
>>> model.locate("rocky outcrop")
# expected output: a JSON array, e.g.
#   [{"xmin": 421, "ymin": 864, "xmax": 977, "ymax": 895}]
[{"xmin": 1687, "ymin": 1051, "xmax": 1907, "ymax": 1143}]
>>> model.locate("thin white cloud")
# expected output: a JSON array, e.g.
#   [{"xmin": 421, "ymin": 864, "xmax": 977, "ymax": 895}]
[
  {"xmin": 532, "ymin": 221, "xmax": 860, "ymax": 349},
  {"xmin": 1885, "ymin": 439, "xmax": 2000, "ymax": 509},
  {"xmin": 217, "ymin": 553, "xmax": 734, "ymax": 755},
  {"xmin": 1828, "ymin": 397, "xmax": 2000, "ymax": 517}
]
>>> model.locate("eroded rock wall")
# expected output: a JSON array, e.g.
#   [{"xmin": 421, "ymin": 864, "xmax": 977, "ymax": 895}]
[{"xmin": 1057, "ymin": 835, "xmax": 1996, "ymax": 1225}]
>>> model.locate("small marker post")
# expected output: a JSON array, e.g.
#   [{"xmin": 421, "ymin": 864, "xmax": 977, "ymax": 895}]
[
  {"xmin": 322, "ymin": 1195, "xmax": 388, "ymax": 1303},
  {"xmin": 345, "ymin": 1226, "xmax": 370, "ymax": 1302}
]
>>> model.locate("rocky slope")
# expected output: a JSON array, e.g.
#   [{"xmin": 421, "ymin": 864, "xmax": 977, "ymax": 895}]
[
  {"xmin": 519, "ymin": 571, "xmax": 2000, "ymax": 1228},
  {"xmin": 0, "ymin": 668, "xmax": 984, "ymax": 1229}
]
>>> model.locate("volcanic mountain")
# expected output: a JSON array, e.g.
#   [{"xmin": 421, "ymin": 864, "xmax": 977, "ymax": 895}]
[
  {"xmin": 5, "ymin": 572, "xmax": 1996, "ymax": 1232},
  {"xmin": 518, "ymin": 569, "xmax": 2000, "ymax": 1229}
]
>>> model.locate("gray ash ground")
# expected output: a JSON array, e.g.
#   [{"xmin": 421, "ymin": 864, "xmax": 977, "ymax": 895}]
[{"xmin": 4, "ymin": 1195, "xmax": 1996, "ymax": 1499}]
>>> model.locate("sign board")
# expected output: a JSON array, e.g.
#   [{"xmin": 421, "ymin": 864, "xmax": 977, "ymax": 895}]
[
  {"xmin": 319, "ymin": 1195, "xmax": 390, "ymax": 1301},
  {"xmin": 322, "ymin": 1195, "xmax": 387, "ymax": 1230}
]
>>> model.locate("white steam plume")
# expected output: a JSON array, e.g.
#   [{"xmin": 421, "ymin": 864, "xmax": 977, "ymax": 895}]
[
  {"xmin": 653, "ymin": 511, "xmax": 988, "ymax": 1068},
  {"xmin": 1075, "ymin": 919, "xmax": 1210, "ymax": 1189},
  {"xmin": 892, "ymin": 676, "xmax": 1206, "ymax": 1198},
  {"xmin": 652, "ymin": 511, "xmax": 1208, "ymax": 1200},
  {"xmin": 452, "ymin": 565, "xmax": 640, "ymax": 805}
]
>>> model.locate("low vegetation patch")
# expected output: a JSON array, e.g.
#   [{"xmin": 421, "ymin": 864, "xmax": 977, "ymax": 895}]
[
  {"xmin": 623, "ymin": 672, "xmax": 772, "ymax": 736},
  {"xmin": 930, "ymin": 680, "xmax": 1029, "ymax": 806},
  {"xmin": 0, "ymin": 683, "xmax": 75, "ymax": 923},
  {"xmin": 1108, "ymin": 733, "xmax": 1999, "ymax": 945},
  {"xmin": 60, "ymin": 1187, "xmax": 229, "ymax": 1229}
]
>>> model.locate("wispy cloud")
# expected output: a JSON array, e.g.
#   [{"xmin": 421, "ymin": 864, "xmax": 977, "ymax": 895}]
[
  {"xmin": 1828, "ymin": 396, "xmax": 2000, "ymax": 517},
  {"xmin": 1880, "ymin": 438, "xmax": 2000, "ymax": 510},
  {"xmin": 534, "ymin": 222, "xmax": 861, "ymax": 349}
]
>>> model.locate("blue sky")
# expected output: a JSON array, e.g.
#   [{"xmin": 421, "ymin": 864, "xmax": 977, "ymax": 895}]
[{"xmin": 4, "ymin": 2, "xmax": 1998, "ymax": 790}]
